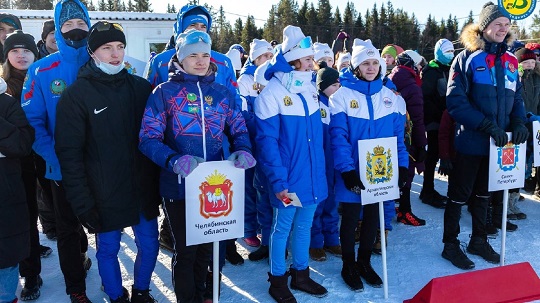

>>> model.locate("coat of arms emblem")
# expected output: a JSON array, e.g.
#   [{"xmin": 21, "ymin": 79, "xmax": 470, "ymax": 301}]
[
  {"xmin": 497, "ymin": 143, "xmax": 519, "ymax": 172},
  {"xmin": 366, "ymin": 145, "xmax": 393, "ymax": 184},
  {"xmin": 198, "ymin": 170, "xmax": 233, "ymax": 218}
]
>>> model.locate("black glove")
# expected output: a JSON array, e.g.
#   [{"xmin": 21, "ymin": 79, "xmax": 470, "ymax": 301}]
[
  {"xmin": 511, "ymin": 119, "xmax": 528, "ymax": 145},
  {"xmin": 398, "ymin": 166, "xmax": 408, "ymax": 188},
  {"xmin": 410, "ymin": 146, "xmax": 427, "ymax": 163},
  {"xmin": 341, "ymin": 170, "xmax": 365, "ymax": 194},
  {"xmin": 78, "ymin": 208, "xmax": 102, "ymax": 234},
  {"xmin": 478, "ymin": 118, "xmax": 508, "ymax": 147},
  {"xmin": 438, "ymin": 159, "xmax": 453, "ymax": 176}
]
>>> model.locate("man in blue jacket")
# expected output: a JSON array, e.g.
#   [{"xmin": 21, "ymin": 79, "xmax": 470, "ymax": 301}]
[
  {"xmin": 21, "ymin": 0, "xmax": 92, "ymax": 301},
  {"xmin": 442, "ymin": 2, "xmax": 528, "ymax": 270}
]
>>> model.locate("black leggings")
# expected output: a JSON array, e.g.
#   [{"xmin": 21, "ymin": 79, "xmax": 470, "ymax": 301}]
[{"xmin": 340, "ymin": 202, "xmax": 379, "ymax": 258}]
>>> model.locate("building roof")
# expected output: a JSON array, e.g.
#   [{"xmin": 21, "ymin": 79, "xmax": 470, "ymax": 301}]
[{"xmin": 8, "ymin": 9, "xmax": 176, "ymax": 21}]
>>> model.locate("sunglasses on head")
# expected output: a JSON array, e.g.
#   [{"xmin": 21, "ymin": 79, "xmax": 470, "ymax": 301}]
[
  {"xmin": 284, "ymin": 36, "xmax": 312, "ymax": 54},
  {"xmin": 92, "ymin": 21, "xmax": 123, "ymax": 34}
]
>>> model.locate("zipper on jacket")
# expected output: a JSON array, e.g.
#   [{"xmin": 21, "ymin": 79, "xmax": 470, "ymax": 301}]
[{"xmin": 197, "ymin": 81, "xmax": 207, "ymax": 160}]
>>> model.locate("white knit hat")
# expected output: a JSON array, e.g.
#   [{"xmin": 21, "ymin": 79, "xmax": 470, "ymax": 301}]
[
  {"xmin": 254, "ymin": 60, "xmax": 270, "ymax": 87},
  {"xmin": 402, "ymin": 49, "xmax": 423, "ymax": 66},
  {"xmin": 282, "ymin": 25, "xmax": 314, "ymax": 62},
  {"xmin": 225, "ymin": 48, "xmax": 242, "ymax": 71},
  {"xmin": 313, "ymin": 42, "xmax": 333, "ymax": 62},
  {"xmin": 336, "ymin": 52, "xmax": 351, "ymax": 69},
  {"xmin": 249, "ymin": 39, "xmax": 273, "ymax": 61},
  {"xmin": 351, "ymin": 38, "xmax": 386, "ymax": 72}
]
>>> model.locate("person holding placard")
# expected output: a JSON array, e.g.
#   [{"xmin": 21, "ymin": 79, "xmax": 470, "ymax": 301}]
[
  {"xmin": 254, "ymin": 25, "xmax": 328, "ymax": 302},
  {"xmin": 442, "ymin": 2, "xmax": 528, "ymax": 270},
  {"xmin": 329, "ymin": 39, "xmax": 408, "ymax": 291},
  {"xmin": 139, "ymin": 29, "xmax": 254, "ymax": 303}
]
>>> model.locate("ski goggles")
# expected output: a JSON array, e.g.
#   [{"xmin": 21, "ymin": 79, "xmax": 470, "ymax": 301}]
[
  {"xmin": 178, "ymin": 30, "xmax": 212, "ymax": 46},
  {"xmin": 284, "ymin": 36, "xmax": 312, "ymax": 54},
  {"xmin": 91, "ymin": 21, "xmax": 124, "ymax": 34}
]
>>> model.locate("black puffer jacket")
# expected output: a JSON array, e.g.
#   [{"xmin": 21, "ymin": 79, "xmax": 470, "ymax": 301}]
[
  {"xmin": 55, "ymin": 60, "xmax": 160, "ymax": 233},
  {"xmin": 0, "ymin": 78, "xmax": 34, "ymax": 268},
  {"xmin": 521, "ymin": 62, "xmax": 540, "ymax": 115},
  {"xmin": 421, "ymin": 60, "xmax": 450, "ymax": 130}
]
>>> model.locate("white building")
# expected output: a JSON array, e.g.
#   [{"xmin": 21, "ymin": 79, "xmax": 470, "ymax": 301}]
[{"xmin": 8, "ymin": 10, "xmax": 176, "ymax": 63}]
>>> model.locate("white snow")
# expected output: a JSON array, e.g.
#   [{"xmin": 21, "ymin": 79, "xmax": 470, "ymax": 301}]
[{"xmin": 29, "ymin": 174, "xmax": 540, "ymax": 302}]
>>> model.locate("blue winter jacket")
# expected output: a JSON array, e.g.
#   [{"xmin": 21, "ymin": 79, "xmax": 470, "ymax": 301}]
[
  {"xmin": 330, "ymin": 68, "xmax": 409, "ymax": 203},
  {"xmin": 21, "ymin": 0, "xmax": 90, "ymax": 181},
  {"xmin": 139, "ymin": 62, "xmax": 251, "ymax": 200},
  {"xmin": 254, "ymin": 51, "xmax": 327, "ymax": 208},
  {"xmin": 319, "ymin": 93, "xmax": 335, "ymax": 193},
  {"xmin": 238, "ymin": 62, "xmax": 258, "ymax": 139},
  {"xmin": 145, "ymin": 5, "xmax": 241, "ymax": 111},
  {"xmin": 447, "ymin": 24, "xmax": 526, "ymax": 156}
]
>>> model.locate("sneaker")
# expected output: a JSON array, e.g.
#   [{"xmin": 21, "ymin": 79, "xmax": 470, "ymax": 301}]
[
  {"xmin": 225, "ymin": 242, "xmax": 244, "ymax": 265},
  {"xmin": 110, "ymin": 294, "xmax": 130, "ymax": 303},
  {"xmin": 397, "ymin": 211, "xmax": 426, "ymax": 226},
  {"xmin": 324, "ymin": 245, "xmax": 342, "ymax": 256},
  {"xmin": 486, "ymin": 224, "xmax": 498, "ymax": 237},
  {"xmin": 508, "ymin": 193, "xmax": 527, "ymax": 220},
  {"xmin": 420, "ymin": 190, "xmax": 447, "ymax": 209},
  {"xmin": 131, "ymin": 288, "xmax": 157, "ymax": 303},
  {"xmin": 39, "ymin": 245, "xmax": 52, "ymax": 258},
  {"xmin": 341, "ymin": 261, "xmax": 363, "ymax": 292},
  {"xmin": 441, "ymin": 242, "xmax": 475, "ymax": 270},
  {"xmin": 69, "ymin": 292, "xmax": 92, "ymax": 303},
  {"xmin": 493, "ymin": 218, "xmax": 518, "ymax": 232},
  {"xmin": 309, "ymin": 248, "xmax": 327, "ymax": 261},
  {"xmin": 243, "ymin": 236, "xmax": 261, "ymax": 247},
  {"xmin": 467, "ymin": 237, "xmax": 500, "ymax": 264},
  {"xmin": 20, "ymin": 275, "xmax": 43, "ymax": 300},
  {"xmin": 248, "ymin": 245, "xmax": 269, "ymax": 261}
]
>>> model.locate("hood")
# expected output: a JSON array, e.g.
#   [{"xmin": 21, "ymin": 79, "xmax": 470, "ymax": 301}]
[
  {"xmin": 460, "ymin": 23, "xmax": 515, "ymax": 53},
  {"xmin": 522, "ymin": 61, "xmax": 540, "ymax": 77},
  {"xmin": 389, "ymin": 65, "xmax": 421, "ymax": 90},
  {"xmin": 240, "ymin": 60, "xmax": 257, "ymax": 77},
  {"xmin": 340, "ymin": 67, "xmax": 383, "ymax": 96},
  {"xmin": 264, "ymin": 50, "xmax": 293, "ymax": 81},
  {"xmin": 173, "ymin": 5, "xmax": 212, "ymax": 40},
  {"xmin": 54, "ymin": 0, "xmax": 91, "ymax": 59}
]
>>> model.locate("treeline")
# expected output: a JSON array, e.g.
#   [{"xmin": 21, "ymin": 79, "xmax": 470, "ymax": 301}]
[{"xmin": 0, "ymin": 0, "xmax": 152, "ymax": 12}]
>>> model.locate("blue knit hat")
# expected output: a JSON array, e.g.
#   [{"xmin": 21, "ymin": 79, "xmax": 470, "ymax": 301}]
[
  {"xmin": 181, "ymin": 8, "xmax": 209, "ymax": 32},
  {"xmin": 59, "ymin": 0, "xmax": 86, "ymax": 27},
  {"xmin": 175, "ymin": 29, "xmax": 211, "ymax": 63}
]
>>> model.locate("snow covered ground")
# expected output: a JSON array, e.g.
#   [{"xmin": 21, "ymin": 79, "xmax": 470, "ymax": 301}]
[{"xmin": 29, "ymin": 174, "xmax": 540, "ymax": 302}]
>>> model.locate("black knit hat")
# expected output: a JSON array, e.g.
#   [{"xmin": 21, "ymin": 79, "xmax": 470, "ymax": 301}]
[
  {"xmin": 0, "ymin": 13, "xmax": 22, "ymax": 31},
  {"xmin": 3, "ymin": 30, "xmax": 38, "ymax": 59},
  {"xmin": 41, "ymin": 20, "xmax": 55, "ymax": 41},
  {"xmin": 479, "ymin": 2, "xmax": 507, "ymax": 31},
  {"xmin": 317, "ymin": 62, "xmax": 340, "ymax": 93},
  {"xmin": 87, "ymin": 21, "xmax": 126, "ymax": 53},
  {"xmin": 515, "ymin": 48, "xmax": 536, "ymax": 63}
]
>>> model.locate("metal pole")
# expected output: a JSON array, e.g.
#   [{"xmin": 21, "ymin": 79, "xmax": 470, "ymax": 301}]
[
  {"xmin": 213, "ymin": 241, "xmax": 219, "ymax": 303},
  {"xmin": 500, "ymin": 189, "xmax": 508, "ymax": 266},
  {"xmin": 379, "ymin": 201, "xmax": 388, "ymax": 299}
]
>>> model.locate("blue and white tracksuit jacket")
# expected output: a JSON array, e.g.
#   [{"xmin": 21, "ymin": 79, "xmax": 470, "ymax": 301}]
[
  {"xmin": 330, "ymin": 68, "xmax": 409, "ymax": 203},
  {"xmin": 20, "ymin": 0, "xmax": 90, "ymax": 181},
  {"xmin": 139, "ymin": 63, "xmax": 251, "ymax": 200}
]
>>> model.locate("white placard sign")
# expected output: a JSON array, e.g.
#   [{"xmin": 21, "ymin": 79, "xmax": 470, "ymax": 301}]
[
  {"xmin": 358, "ymin": 137, "xmax": 400, "ymax": 205},
  {"xmin": 185, "ymin": 161, "xmax": 245, "ymax": 246},
  {"xmin": 488, "ymin": 133, "xmax": 526, "ymax": 191},
  {"xmin": 534, "ymin": 121, "xmax": 540, "ymax": 167}
]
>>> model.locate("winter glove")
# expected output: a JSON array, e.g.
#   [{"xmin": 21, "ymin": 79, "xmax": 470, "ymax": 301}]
[
  {"xmin": 410, "ymin": 145, "xmax": 427, "ymax": 162},
  {"xmin": 398, "ymin": 166, "xmax": 408, "ymax": 189},
  {"xmin": 227, "ymin": 150, "xmax": 257, "ymax": 169},
  {"xmin": 341, "ymin": 170, "xmax": 364, "ymax": 194},
  {"xmin": 438, "ymin": 159, "xmax": 453, "ymax": 177},
  {"xmin": 511, "ymin": 119, "xmax": 528, "ymax": 145},
  {"xmin": 78, "ymin": 208, "xmax": 101, "ymax": 234},
  {"xmin": 478, "ymin": 118, "xmax": 508, "ymax": 147},
  {"xmin": 173, "ymin": 155, "xmax": 205, "ymax": 178}
]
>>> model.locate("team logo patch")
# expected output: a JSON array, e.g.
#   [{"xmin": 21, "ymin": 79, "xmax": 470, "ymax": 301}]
[
  {"xmin": 284, "ymin": 96, "xmax": 293, "ymax": 106},
  {"xmin": 476, "ymin": 67, "xmax": 486, "ymax": 71},
  {"xmin": 199, "ymin": 170, "xmax": 233, "ymax": 219},
  {"xmin": 205, "ymin": 95, "xmax": 213, "ymax": 106},
  {"xmin": 383, "ymin": 97, "xmax": 393, "ymax": 108},
  {"xmin": 252, "ymin": 83, "xmax": 258, "ymax": 91},
  {"xmin": 187, "ymin": 93, "xmax": 198, "ymax": 102},
  {"xmin": 498, "ymin": 0, "xmax": 536, "ymax": 20},
  {"xmin": 313, "ymin": 93, "xmax": 318, "ymax": 102},
  {"xmin": 50, "ymin": 79, "xmax": 66, "ymax": 95},
  {"xmin": 508, "ymin": 62, "xmax": 516, "ymax": 73},
  {"xmin": 350, "ymin": 100, "xmax": 359, "ymax": 108},
  {"xmin": 366, "ymin": 145, "xmax": 393, "ymax": 184},
  {"xmin": 320, "ymin": 108, "xmax": 327, "ymax": 118},
  {"xmin": 367, "ymin": 49, "xmax": 375, "ymax": 57},
  {"xmin": 497, "ymin": 142, "xmax": 519, "ymax": 172}
]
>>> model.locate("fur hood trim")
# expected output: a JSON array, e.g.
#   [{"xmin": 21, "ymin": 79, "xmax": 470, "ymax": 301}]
[{"xmin": 460, "ymin": 23, "xmax": 515, "ymax": 52}]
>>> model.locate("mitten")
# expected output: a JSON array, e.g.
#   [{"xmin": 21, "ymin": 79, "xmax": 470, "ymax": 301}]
[
  {"xmin": 478, "ymin": 118, "xmax": 508, "ymax": 147},
  {"xmin": 227, "ymin": 150, "xmax": 256, "ymax": 169},
  {"xmin": 438, "ymin": 159, "xmax": 453, "ymax": 177},
  {"xmin": 341, "ymin": 170, "xmax": 364, "ymax": 194},
  {"xmin": 511, "ymin": 119, "xmax": 528, "ymax": 145},
  {"xmin": 173, "ymin": 155, "xmax": 205, "ymax": 178}
]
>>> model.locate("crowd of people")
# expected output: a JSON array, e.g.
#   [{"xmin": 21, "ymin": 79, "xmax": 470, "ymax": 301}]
[{"xmin": 0, "ymin": 1, "xmax": 538, "ymax": 303}]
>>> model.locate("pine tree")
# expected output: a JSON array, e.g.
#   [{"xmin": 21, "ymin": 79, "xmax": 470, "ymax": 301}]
[
  {"xmin": 275, "ymin": 0, "xmax": 298, "ymax": 34},
  {"xmin": 530, "ymin": 13, "xmax": 540, "ymax": 43},
  {"xmin": 354, "ymin": 12, "xmax": 365, "ymax": 39},
  {"xmin": 263, "ymin": 5, "xmax": 279, "ymax": 42},
  {"xmin": 85, "ymin": 0, "xmax": 96, "ymax": 11},
  {"xmin": 419, "ymin": 15, "xmax": 439, "ymax": 58},
  {"xmin": 332, "ymin": 7, "xmax": 342, "ymax": 41},
  {"xmin": 14, "ymin": 0, "xmax": 51, "ymax": 9},
  {"xmin": 342, "ymin": 2, "xmax": 356, "ymax": 41},
  {"xmin": 241, "ymin": 15, "xmax": 259, "ymax": 51},
  {"xmin": 316, "ymin": 0, "xmax": 332, "ymax": 44},
  {"xmin": 98, "ymin": 0, "xmax": 106, "ymax": 10},
  {"xmin": 305, "ymin": 3, "xmax": 318, "ymax": 41},
  {"xmin": 462, "ymin": 10, "xmax": 474, "ymax": 30},
  {"xmin": 298, "ymin": 0, "xmax": 308, "ymax": 33},
  {"xmin": 0, "ymin": 0, "xmax": 12, "ymax": 9},
  {"xmin": 134, "ymin": 0, "xmax": 151, "ymax": 12},
  {"xmin": 233, "ymin": 18, "xmax": 243, "ymax": 44}
]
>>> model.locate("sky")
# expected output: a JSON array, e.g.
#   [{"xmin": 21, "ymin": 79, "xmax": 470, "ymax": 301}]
[{"xmin": 149, "ymin": 0, "xmax": 484, "ymax": 28}]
